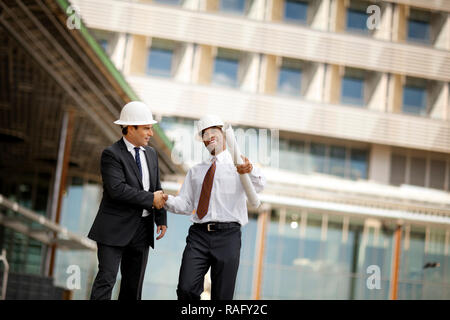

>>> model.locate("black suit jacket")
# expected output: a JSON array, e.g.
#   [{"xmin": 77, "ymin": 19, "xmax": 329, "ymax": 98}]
[{"xmin": 88, "ymin": 138, "xmax": 167, "ymax": 248}]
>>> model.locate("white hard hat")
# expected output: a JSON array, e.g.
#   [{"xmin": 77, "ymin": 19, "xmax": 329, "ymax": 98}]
[
  {"xmin": 114, "ymin": 101, "xmax": 157, "ymax": 126},
  {"xmin": 196, "ymin": 115, "xmax": 224, "ymax": 140}
]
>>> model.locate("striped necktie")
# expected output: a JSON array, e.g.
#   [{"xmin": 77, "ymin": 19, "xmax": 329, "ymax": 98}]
[{"xmin": 196, "ymin": 158, "xmax": 216, "ymax": 219}]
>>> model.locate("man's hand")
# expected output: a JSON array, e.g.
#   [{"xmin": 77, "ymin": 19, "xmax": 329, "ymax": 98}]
[
  {"xmin": 153, "ymin": 190, "xmax": 167, "ymax": 209},
  {"xmin": 156, "ymin": 225, "xmax": 167, "ymax": 240},
  {"xmin": 236, "ymin": 155, "xmax": 253, "ymax": 174}
]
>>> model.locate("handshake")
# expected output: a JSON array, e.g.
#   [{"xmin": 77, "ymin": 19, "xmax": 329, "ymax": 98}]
[{"xmin": 152, "ymin": 190, "xmax": 169, "ymax": 209}]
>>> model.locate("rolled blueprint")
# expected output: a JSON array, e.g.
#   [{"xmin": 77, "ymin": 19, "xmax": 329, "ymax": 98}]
[{"xmin": 225, "ymin": 124, "xmax": 261, "ymax": 209}]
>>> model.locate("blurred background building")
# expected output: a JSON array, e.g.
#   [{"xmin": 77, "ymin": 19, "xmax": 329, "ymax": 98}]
[{"xmin": 0, "ymin": 0, "xmax": 449, "ymax": 299}]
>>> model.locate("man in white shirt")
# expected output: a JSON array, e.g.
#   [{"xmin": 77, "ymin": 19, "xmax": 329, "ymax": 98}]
[{"xmin": 164, "ymin": 115, "xmax": 266, "ymax": 300}]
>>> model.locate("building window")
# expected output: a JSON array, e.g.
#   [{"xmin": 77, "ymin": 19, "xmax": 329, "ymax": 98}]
[
  {"xmin": 277, "ymin": 58, "xmax": 303, "ymax": 96},
  {"xmin": 212, "ymin": 48, "xmax": 240, "ymax": 88},
  {"xmin": 409, "ymin": 157, "xmax": 426, "ymax": 187},
  {"xmin": 284, "ymin": 0, "xmax": 309, "ymax": 24},
  {"xmin": 350, "ymin": 148, "xmax": 367, "ymax": 180},
  {"xmin": 153, "ymin": 0, "xmax": 182, "ymax": 5},
  {"xmin": 147, "ymin": 39, "xmax": 175, "ymax": 78},
  {"xmin": 310, "ymin": 143, "xmax": 327, "ymax": 174},
  {"xmin": 407, "ymin": 9, "xmax": 431, "ymax": 44},
  {"xmin": 346, "ymin": 1, "xmax": 370, "ymax": 34},
  {"xmin": 328, "ymin": 146, "xmax": 347, "ymax": 178},
  {"xmin": 389, "ymin": 154, "xmax": 406, "ymax": 186},
  {"xmin": 341, "ymin": 68, "xmax": 366, "ymax": 106},
  {"xmin": 390, "ymin": 152, "xmax": 449, "ymax": 191},
  {"xmin": 220, "ymin": 0, "xmax": 247, "ymax": 14},
  {"xmin": 402, "ymin": 77, "xmax": 427, "ymax": 116},
  {"xmin": 278, "ymin": 139, "xmax": 368, "ymax": 181},
  {"xmin": 429, "ymin": 159, "xmax": 446, "ymax": 190}
]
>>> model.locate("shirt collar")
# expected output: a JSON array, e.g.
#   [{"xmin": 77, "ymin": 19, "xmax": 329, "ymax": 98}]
[
  {"xmin": 209, "ymin": 149, "xmax": 232, "ymax": 164},
  {"xmin": 123, "ymin": 137, "xmax": 145, "ymax": 153}
]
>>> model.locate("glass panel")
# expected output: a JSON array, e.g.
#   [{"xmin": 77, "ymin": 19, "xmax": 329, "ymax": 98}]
[
  {"xmin": 147, "ymin": 43, "xmax": 174, "ymax": 78},
  {"xmin": 429, "ymin": 159, "xmax": 446, "ymax": 190},
  {"xmin": 346, "ymin": 8, "xmax": 369, "ymax": 33},
  {"xmin": 212, "ymin": 49, "xmax": 240, "ymax": 87},
  {"xmin": 390, "ymin": 154, "xmax": 406, "ymax": 186},
  {"xmin": 284, "ymin": 0, "xmax": 308, "ymax": 23},
  {"xmin": 402, "ymin": 86, "xmax": 427, "ymax": 115},
  {"xmin": 277, "ymin": 68, "xmax": 302, "ymax": 96},
  {"xmin": 220, "ymin": 0, "xmax": 246, "ymax": 13},
  {"xmin": 341, "ymin": 76, "xmax": 365, "ymax": 106},
  {"xmin": 409, "ymin": 157, "xmax": 426, "ymax": 187},
  {"xmin": 407, "ymin": 9, "xmax": 431, "ymax": 43},
  {"xmin": 328, "ymin": 146, "xmax": 346, "ymax": 178},
  {"xmin": 310, "ymin": 143, "xmax": 327, "ymax": 174},
  {"xmin": 350, "ymin": 148, "xmax": 367, "ymax": 180}
]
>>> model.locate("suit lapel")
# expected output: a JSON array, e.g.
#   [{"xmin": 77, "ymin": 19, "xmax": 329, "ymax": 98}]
[
  {"xmin": 118, "ymin": 138, "xmax": 143, "ymax": 188},
  {"xmin": 143, "ymin": 147, "xmax": 154, "ymax": 191}
]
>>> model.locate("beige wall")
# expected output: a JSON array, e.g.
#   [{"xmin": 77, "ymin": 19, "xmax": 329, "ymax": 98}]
[
  {"xmin": 324, "ymin": 64, "xmax": 342, "ymax": 104},
  {"xmin": 392, "ymin": 4, "xmax": 408, "ymax": 42},
  {"xmin": 260, "ymin": 54, "xmax": 278, "ymax": 94},
  {"xmin": 387, "ymin": 74, "xmax": 404, "ymax": 113},
  {"xmin": 128, "ymin": 35, "xmax": 148, "ymax": 75},
  {"xmin": 194, "ymin": 45, "xmax": 215, "ymax": 85},
  {"xmin": 268, "ymin": 0, "xmax": 283, "ymax": 22},
  {"xmin": 330, "ymin": 0, "xmax": 346, "ymax": 32}
]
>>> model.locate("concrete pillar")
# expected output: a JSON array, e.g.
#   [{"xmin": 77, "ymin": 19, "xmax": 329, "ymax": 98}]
[
  {"xmin": 267, "ymin": 0, "xmax": 283, "ymax": 22},
  {"xmin": 174, "ymin": 43, "xmax": 196, "ymax": 83},
  {"xmin": 248, "ymin": 0, "xmax": 266, "ymax": 20},
  {"xmin": 194, "ymin": 44, "xmax": 215, "ymax": 85},
  {"xmin": 433, "ymin": 14, "xmax": 450, "ymax": 50},
  {"xmin": 303, "ymin": 63, "xmax": 325, "ymax": 102},
  {"xmin": 373, "ymin": 3, "xmax": 393, "ymax": 40},
  {"xmin": 392, "ymin": 3, "xmax": 408, "ymax": 42},
  {"xmin": 387, "ymin": 74, "xmax": 404, "ymax": 113},
  {"xmin": 330, "ymin": 0, "xmax": 347, "ymax": 32},
  {"xmin": 240, "ymin": 53, "xmax": 261, "ymax": 93},
  {"xmin": 128, "ymin": 35, "xmax": 148, "ymax": 75},
  {"xmin": 429, "ymin": 82, "xmax": 449, "ymax": 120},
  {"xmin": 260, "ymin": 54, "xmax": 278, "ymax": 94},
  {"xmin": 310, "ymin": 0, "xmax": 331, "ymax": 31},
  {"xmin": 110, "ymin": 32, "xmax": 128, "ymax": 72},
  {"xmin": 368, "ymin": 144, "xmax": 391, "ymax": 184},
  {"xmin": 204, "ymin": 0, "xmax": 219, "ymax": 11},
  {"xmin": 324, "ymin": 64, "xmax": 342, "ymax": 104},
  {"xmin": 367, "ymin": 73, "xmax": 388, "ymax": 112}
]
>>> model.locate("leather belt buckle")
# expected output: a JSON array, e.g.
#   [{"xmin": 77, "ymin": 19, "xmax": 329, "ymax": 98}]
[{"xmin": 207, "ymin": 223, "xmax": 216, "ymax": 232}]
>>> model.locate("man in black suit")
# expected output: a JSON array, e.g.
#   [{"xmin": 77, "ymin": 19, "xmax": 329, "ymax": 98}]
[{"xmin": 88, "ymin": 101, "xmax": 168, "ymax": 300}]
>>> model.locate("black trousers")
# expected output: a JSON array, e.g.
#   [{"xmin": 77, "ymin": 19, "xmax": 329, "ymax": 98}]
[
  {"xmin": 177, "ymin": 223, "xmax": 241, "ymax": 300},
  {"xmin": 90, "ymin": 216, "xmax": 152, "ymax": 300}
]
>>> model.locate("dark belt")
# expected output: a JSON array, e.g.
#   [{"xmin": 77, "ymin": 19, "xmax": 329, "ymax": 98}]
[{"xmin": 194, "ymin": 222, "xmax": 241, "ymax": 232}]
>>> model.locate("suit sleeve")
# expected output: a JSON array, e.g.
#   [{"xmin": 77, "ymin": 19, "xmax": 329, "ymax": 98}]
[
  {"xmin": 101, "ymin": 148, "xmax": 155, "ymax": 211},
  {"xmin": 153, "ymin": 149, "xmax": 167, "ymax": 227}
]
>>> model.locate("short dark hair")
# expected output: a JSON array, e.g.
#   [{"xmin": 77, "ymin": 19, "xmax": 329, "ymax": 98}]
[{"xmin": 121, "ymin": 125, "xmax": 138, "ymax": 135}]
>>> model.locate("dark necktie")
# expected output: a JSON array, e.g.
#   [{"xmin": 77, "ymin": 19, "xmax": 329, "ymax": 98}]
[
  {"xmin": 196, "ymin": 158, "xmax": 216, "ymax": 220},
  {"xmin": 134, "ymin": 147, "xmax": 142, "ymax": 179}
]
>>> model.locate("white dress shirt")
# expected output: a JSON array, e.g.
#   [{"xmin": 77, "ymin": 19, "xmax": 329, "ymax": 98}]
[
  {"xmin": 123, "ymin": 137, "xmax": 150, "ymax": 217},
  {"xmin": 164, "ymin": 149, "xmax": 266, "ymax": 226}
]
